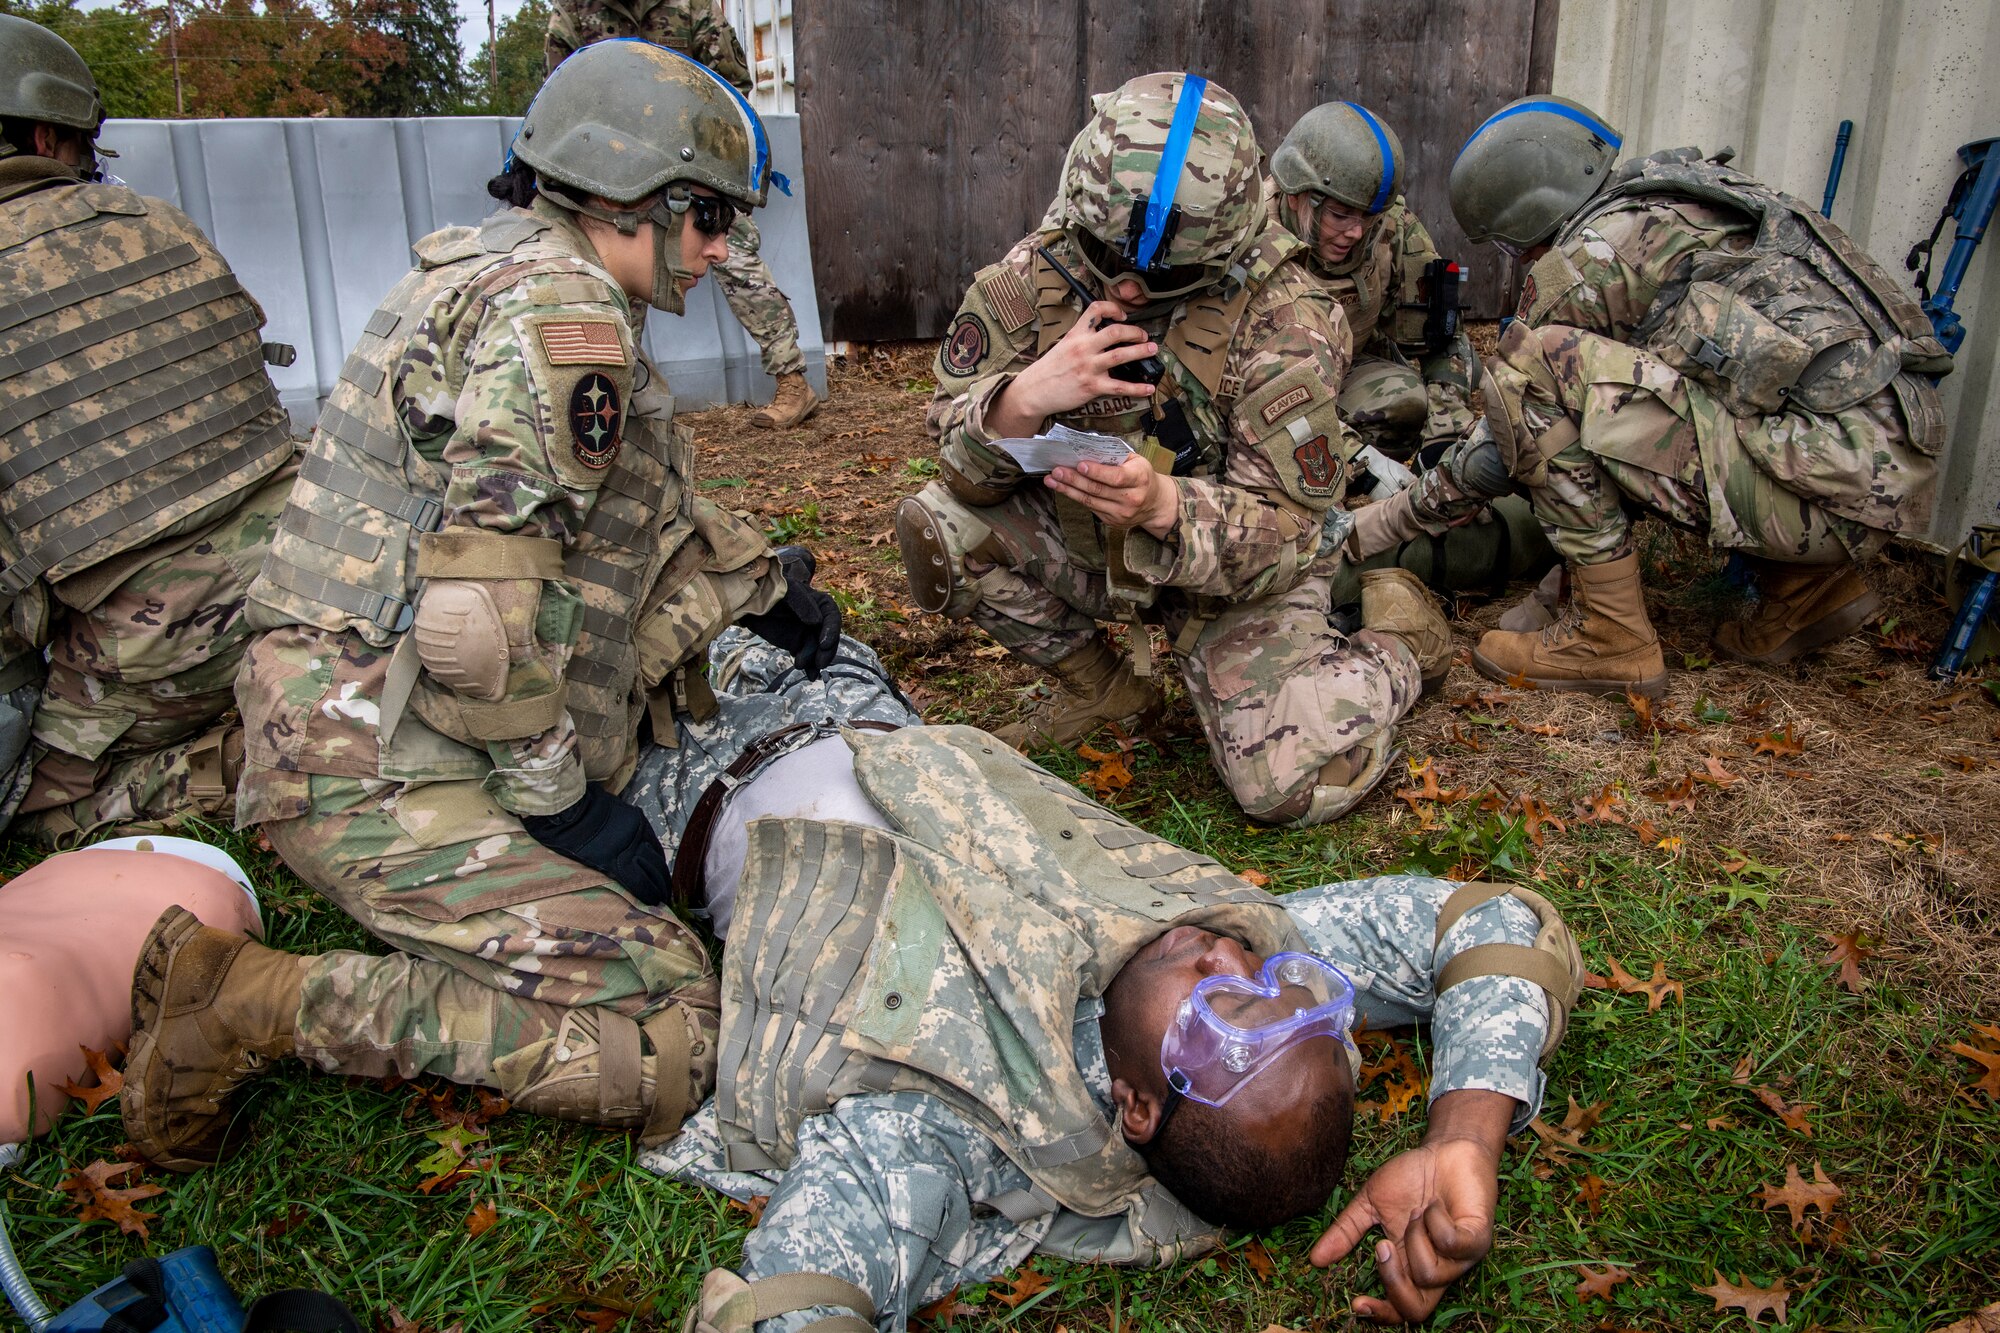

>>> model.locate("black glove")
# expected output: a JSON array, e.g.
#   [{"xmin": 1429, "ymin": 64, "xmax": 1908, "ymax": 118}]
[
  {"xmin": 520, "ymin": 785, "xmax": 670, "ymax": 906},
  {"xmin": 739, "ymin": 544, "xmax": 842, "ymax": 678}
]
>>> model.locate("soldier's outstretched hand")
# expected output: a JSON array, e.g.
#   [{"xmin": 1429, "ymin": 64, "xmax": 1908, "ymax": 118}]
[{"xmin": 1308, "ymin": 1088, "xmax": 1511, "ymax": 1324}]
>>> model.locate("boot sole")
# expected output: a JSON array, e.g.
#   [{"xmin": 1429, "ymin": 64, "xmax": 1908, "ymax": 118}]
[
  {"xmin": 1714, "ymin": 590, "xmax": 1882, "ymax": 666},
  {"xmin": 750, "ymin": 399, "xmax": 820, "ymax": 431},
  {"xmin": 1471, "ymin": 647, "xmax": 1666, "ymax": 699},
  {"xmin": 123, "ymin": 907, "xmax": 227, "ymax": 1173}
]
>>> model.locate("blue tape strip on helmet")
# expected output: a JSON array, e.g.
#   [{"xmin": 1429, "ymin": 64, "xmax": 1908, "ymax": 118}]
[
  {"xmin": 504, "ymin": 37, "xmax": 771, "ymax": 198},
  {"xmin": 1134, "ymin": 73, "xmax": 1208, "ymax": 272},
  {"xmin": 1342, "ymin": 102, "xmax": 1396, "ymax": 213},
  {"xmin": 1456, "ymin": 99, "xmax": 1623, "ymax": 165}
]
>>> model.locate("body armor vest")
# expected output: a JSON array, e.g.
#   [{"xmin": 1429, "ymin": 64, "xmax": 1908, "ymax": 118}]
[
  {"xmin": 1565, "ymin": 148, "xmax": 1953, "ymax": 450},
  {"xmin": 716, "ymin": 726, "xmax": 1304, "ymax": 1261},
  {"xmin": 1027, "ymin": 226, "xmax": 1307, "ymax": 577},
  {"xmin": 0, "ymin": 169, "xmax": 294, "ymax": 620},
  {"xmin": 248, "ymin": 206, "xmax": 694, "ymax": 783}
]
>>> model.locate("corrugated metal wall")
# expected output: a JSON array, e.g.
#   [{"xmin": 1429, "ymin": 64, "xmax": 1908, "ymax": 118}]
[
  {"xmin": 96, "ymin": 115, "xmax": 827, "ymax": 423},
  {"xmin": 794, "ymin": 0, "xmax": 1560, "ymax": 342},
  {"xmin": 1551, "ymin": 0, "xmax": 2000, "ymax": 551}
]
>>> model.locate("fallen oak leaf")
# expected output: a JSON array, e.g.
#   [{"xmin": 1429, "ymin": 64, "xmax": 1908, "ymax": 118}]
[
  {"xmin": 1505, "ymin": 670, "xmax": 1539, "ymax": 690},
  {"xmin": 1947, "ymin": 1041, "xmax": 2000, "ymax": 1101},
  {"xmin": 59, "ymin": 1160, "xmax": 165, "ymax": 1238},
  {"xmin": 1692, "ymin": 1273, "xmax": 1790, "ymax": 1323},
  {"xmin": 1242, "ymin": 1237, "xmax": 1278, "ymax": 1280},
  {"xmin": 1756, "ymin": 1160, "xmax": 1843, "ymax": 1228},
  {"xmin": 1376, "ymin": 1077, "xmax": 1425, "ymax": 1121},
  {"xmin": 1577, "ymin": 1173, "xmax": 1608, "ymax": 1219},
  {"xmin": 53, "ymin": 1045, "xmax": 124, "ymax": 1115},
  {"xmin": 1645, "ymin": 773, "xmax": 1698, "ymax": 814},
  {"xmin": 1750, "ymin": 727, "xmax": 1805, "ymax": 759},
  {"xmin": 912, "ymin": 1292, "xmax": 981, "ymax": 1328},
  {"xmin": 1578, "ymin": 782, "xmax": 1626, "ymax": 824},
  {"xmin": 1693, "ymin": 755, "xmax": 1742, "ymax": 787},
  {"xmin": 1075, "ymin": 744, "xmax": 1134, "ymax": 799},
  {"xmin": 726, "ymin": 1194, "xmax": 771, "ymax": 1226},
  {"xmin": 1237, "ymin": 867, "xmax": 1271, "ymax": 888},
  {"xmin": 1509, "ymin": 793, "xmax": 1567, "ymax": 847},
  {"xmin": 1524, "ymin": 721, "xmax": 1562, "ymax": 737},
  {"xmin": 1625, "ymin": 691, "xmax": 1657, "ymax": 734},
  {"xmin": 1574, "ymin": 1264, "xmax": 1634, "ymax": 1302},
  {"xmin": 985, "ymin": 1264, "xmax": 1053, "ymax": 1309},
  {"xmin": 1600, "ymin": 956, "xmax": 1684, "ymax": 1011},
  {"xmin": 1750, "ymin": 1085, "xmax": 1815, "ymax": 1136},
  {"xmin": 1929, "ymin": 1302, "xmax": 2000, "ymax": 1333},
  {"xmin": 1820, "ymin": 930, "xmax": 1877, "ymax": 994},
  {"xmin": 466, "ymin": 1200, "xmax": 498, "ymax": 1237},
  {"xmin": 1627, "ymin": 817, "xmax": 1663, "ymax": 844}
]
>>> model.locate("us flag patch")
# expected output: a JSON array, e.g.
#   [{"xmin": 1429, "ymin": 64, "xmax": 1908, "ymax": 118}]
[{"xmin": 538, "ymin": 319, "xmax": 625, "ymax": 366}]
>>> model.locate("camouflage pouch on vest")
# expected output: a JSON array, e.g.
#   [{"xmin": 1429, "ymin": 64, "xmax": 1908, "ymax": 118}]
[{"xmin": 1652, "ymin": 279, "xmax": 1814, "ymax": 416}]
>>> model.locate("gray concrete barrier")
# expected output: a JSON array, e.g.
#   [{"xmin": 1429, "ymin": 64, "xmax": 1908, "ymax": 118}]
[{"xmin": 98, "ymin": 115, "xmax": 825, "ymax": 422}]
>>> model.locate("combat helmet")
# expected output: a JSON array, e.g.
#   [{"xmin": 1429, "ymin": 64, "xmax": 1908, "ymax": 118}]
[
  {"xmin": 0, "ymin": 14, "xmax": 104, "ymax": 158},
  {"xmin": 1269, "ymin": 101, "xmax": 1404, "ymax": 272},
  {"xmin": 511, "ymin": 38, "xmax": 770, "ymax": 313},
  {"xmin": 1450, "ymin": 96, "xmax": 1622, "ymax": 255},
  {"xmin": 1058, "ymin": 72, "xmax": 1264, "ymax": 302}
]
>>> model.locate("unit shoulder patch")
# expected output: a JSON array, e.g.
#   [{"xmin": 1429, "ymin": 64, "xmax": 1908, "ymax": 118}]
[
  {"xmin": 1518, "ymin": 246, "xmax": 1585, "ymax": 326},
  {"xmin": 1292, "ymin": 432, "xmax": 1338, "ymax": 496},
  {"xmin": 568, "ymin": 371, "xmax": 623, "ymax": 470},
  {"xmin": 538, "ymin": 318, "xmax": 627, "ymax": 367},
  {"xmin": 941, "ymin": 311, "xmax": 991, "ymax": 377}
]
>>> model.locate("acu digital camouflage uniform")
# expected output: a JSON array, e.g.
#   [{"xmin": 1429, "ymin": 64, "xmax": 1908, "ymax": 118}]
[
  {"xmin": 544, "ymin": 0, "xmax": 806, "ymax": 384},
  {"xmin": 1492, "ymin": 150, "xmax": 1947, "ymax": 571},
  {"xmin": 641, "ymin": 726, "xmax": 1571, "ymax": 1332},
  {"xmin": 1269, "ymin": 183, "xmax": 1477, "ymax": 462},
  {"xmin": 231, "ymin": 199, "xmax": 789, "ymax": 1122},
  {"xmin": 911, "ymin": 76, "xmax": 1434, "ymax": 828},
  {"xmin": 0, "ymin": 149, "xmax": 298, "ymax": 845}
]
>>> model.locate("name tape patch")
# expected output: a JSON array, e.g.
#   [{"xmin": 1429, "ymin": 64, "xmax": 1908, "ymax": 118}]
[{"xmin": 1260, "ymin": 384, "xmax": 1313, "ymax": 425}]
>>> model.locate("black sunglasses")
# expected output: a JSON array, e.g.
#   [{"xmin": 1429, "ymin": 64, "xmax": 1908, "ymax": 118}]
[{"xmin": 688, "ymin": 193, "xmax": 739, "ymax": 238}]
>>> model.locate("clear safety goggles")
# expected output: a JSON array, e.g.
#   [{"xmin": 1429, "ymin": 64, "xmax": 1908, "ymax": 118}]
[{"xmin": 1159, "ymin": 951, "xmax": 1358, "ymax": 1112}]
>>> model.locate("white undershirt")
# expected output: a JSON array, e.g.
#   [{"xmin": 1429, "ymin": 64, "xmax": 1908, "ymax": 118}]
[{"xmin": 701, "ymin": 734, "xmax": 893, "ymax": 939}]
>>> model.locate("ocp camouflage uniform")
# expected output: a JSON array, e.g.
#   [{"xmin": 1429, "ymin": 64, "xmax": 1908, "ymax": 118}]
[
  {"xmin": 0, "ymin": 151, "xmax": 298, "ymax": 844},
  {"xmin": 545, "ymin": 0, "xmax": 805, "ymax": 381},
  {"xmin": 1492, "ymin": 151, "xmax": 1946, "ymax": 567},
  {"xmin": 643, "ymin": 726, "xmax": 1566, "ymax": 1332},
  {"xmin": 917, "ymin": 225, "xmax": 1425, "ymax": 826},
  {"xmin": 232, "ymin": 201, "xmax": 789, "ymax": 1110},
  {"xmin": 1273, "ymin": 184, "xmax": 1477, "ymax": 462}
]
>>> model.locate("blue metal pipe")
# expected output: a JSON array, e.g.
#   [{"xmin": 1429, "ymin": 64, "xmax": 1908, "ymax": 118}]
[
  {"xmin": 1821, "ymin": 119, "xmax": 1852, "ymax": 217},
  {"xmin": 1922, "ymin": 137, "xmax": 1999, "ymax": 356}
]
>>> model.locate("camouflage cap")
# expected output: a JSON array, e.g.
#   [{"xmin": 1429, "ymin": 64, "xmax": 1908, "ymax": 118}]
[
  {"xmin": 1449, "ymin": 96, "xmax": 1621, "ymax": 252},
  {"xmin": 513, "ymin": 38, "xmax": 768, "ymax": 209},
  {"xmin": 1059, "ymin": 72, "xmax": 1263, "ymax": 299},
  {"xmin": 1270, "ymin": 102, "xmax": 1404, "ymax": 216},
  {"xmin": 0, "ymin": 14, "xmax": 103, "ymax": 139}
]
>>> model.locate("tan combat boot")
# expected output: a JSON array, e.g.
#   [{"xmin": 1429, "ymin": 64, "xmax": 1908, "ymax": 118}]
[
  {"xmin": 122, "ymin": 906, "xmax": 312, "ymax": 1172},
  {"xmin": 1714, "ymin": 560, "xmax": 1881, "ymax": 665},
  {"xmin": 995, "ymin": 636, "xmax": 1165, "ymax": 752},
  {"xmin": 1471, "ymin": 552, "xmax": 1667, "ymax": 697},
  {"xmin": 1360, "ymin": 567, "xmax": 1453, "ymax": 695},
  {"xmin": 1496, "ymin": 564, "xmax": 1566, "ymax": 633},
  {"xmin": 750, "ymin": 372, "xmax": 819, "ymax": 430}
]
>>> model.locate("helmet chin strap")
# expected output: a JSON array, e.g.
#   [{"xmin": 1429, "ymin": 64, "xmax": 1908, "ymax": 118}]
[{"xmin": 537, "ymin": 185, "xmax": 696, "ymax": 314}]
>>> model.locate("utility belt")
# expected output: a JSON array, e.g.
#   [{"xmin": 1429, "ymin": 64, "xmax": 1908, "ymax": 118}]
[{"xmin": 668, "ymin": 717, "xmax": 903, "ymax": 911}]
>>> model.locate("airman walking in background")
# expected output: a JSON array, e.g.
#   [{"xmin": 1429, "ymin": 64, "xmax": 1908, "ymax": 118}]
[{"xmin": 546, "ymin": 0, "xmax": 820, "ymax": 430}]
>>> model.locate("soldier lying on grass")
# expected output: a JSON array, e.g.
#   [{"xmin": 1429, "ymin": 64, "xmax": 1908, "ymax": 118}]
[{"xmin": 124, "ymin": 636, "xmax": 1581, "ymax": 1327}]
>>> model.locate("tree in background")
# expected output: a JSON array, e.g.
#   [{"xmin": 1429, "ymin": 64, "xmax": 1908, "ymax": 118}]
[
  {"xmin": 170, "ymin": 0, "xmax": 398, "ymax": 116},
  {"xmin": 0, "ymin": 0, "xmax": 172, "ymax": 117},
  {"xmin": 461, "ymin": 0, "xmax": 547, "ymax": 116},
  {"xmin": 349, "ymin": 0, "xmax": 464, "ymax": 115}
]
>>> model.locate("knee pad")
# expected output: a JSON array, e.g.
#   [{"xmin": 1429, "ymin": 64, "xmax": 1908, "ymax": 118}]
[
  {"xmin": 895, "ymin": 483, "xmax": 996, "ymax": 618},
  {"xmin": 1256, "ymin": 731, "xmax": 1401, "ymax": 828}
]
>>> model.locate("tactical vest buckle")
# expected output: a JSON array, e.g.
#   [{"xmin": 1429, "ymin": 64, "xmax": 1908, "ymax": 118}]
[
  {"xmin": 411, "ymin": 496, "xmax": 444, "ymax": 533},
  {"xmin": 1688, "ymin": 335, "xmax": 1731, "ymax": 375},
  {"xmin": 366, "ymin": 592, "xmax": 414, "ymax": 633}
]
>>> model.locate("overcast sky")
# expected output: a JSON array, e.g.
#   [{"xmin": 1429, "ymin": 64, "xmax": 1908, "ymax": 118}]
[{"xmin": 452, "ymin": 0, "xmax": 529, "ymax": 57}]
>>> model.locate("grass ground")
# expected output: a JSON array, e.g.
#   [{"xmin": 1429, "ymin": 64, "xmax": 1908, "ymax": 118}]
[{"xmin": 3, "ymin": 341, "xmax": 1995, "ymax": 1332}]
